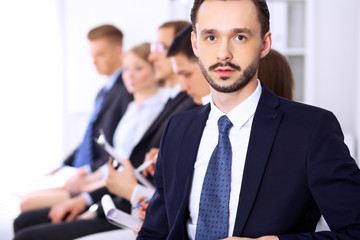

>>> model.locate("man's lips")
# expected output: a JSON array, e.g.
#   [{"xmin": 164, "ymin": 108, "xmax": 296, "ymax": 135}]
[
  {"xmin": 208, "ymin": 62, "xmax": 241, "ymax": 77},
  {"xmin": 214, "ymin": 68, "xmax": 236, "ymax": 77}
]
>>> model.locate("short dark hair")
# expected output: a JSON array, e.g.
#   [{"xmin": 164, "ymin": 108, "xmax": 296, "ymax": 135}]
[
  {"xmin": 87, "ymin": 24, "xmax": 123, "ymax": 45},
  {"xmin": 190, "ymin": 0, "xmax": 270, "ymax": 37},
  {"xmin": 159, "ymin": 20, "xmax": 191, "ymax": 38},
  {"xmin": 167, "ymin": 24, "xmax": 197, "ymax": 62}
]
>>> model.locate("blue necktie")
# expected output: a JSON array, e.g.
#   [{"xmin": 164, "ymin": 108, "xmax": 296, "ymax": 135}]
[
  {"xmin": 73, "ymin": 87, "xmax": 110, "ymax": 167},
  {"xmin": 195, "ymin": 115, "xmax": 233, "ymax": 240}
]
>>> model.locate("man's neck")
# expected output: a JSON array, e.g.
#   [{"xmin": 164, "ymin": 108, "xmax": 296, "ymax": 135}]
[
  {"xmin": 211, "ymin": 78, "xmax": 258, "ymax": 114},
  {"xmin": 107, "ymin": 66, "xmax": 122, "ymax": 78}
]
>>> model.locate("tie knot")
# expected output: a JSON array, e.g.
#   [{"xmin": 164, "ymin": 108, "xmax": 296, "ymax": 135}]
[{"xmin": 217, "ymin": 115, "xmax": 233, "ymax": 134}]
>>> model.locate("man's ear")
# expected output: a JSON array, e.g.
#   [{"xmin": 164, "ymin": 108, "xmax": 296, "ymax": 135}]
[
  {"xmin": 260, "ymin": 32, "xmax": 272, "ymax": 59},
  {"xmin": 191, "ymin": 31, "xmax": 199, "ymax": 57}
]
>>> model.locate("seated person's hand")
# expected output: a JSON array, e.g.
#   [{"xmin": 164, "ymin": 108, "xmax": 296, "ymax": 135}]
[
  {"xmin": 106, "ymin": 158, "xmax": 137, "ymax": 201},
  {"xmin": 76, "ymin": 210, "xmax": 96, "ymax": 220},
  {"xmin": 136, "ymin": 196, "xmax": 150, "ymax": 221},
  {"xmin": 45, "ymin": 167, "xmax": 61, "ymax": 176},
  {"xmin": 142, "ymin": 148, "xmax": 159, "ymax": 177},
  {"xmin": 63, "ymin": 167, "xmax": 87, "ymax": 194},
  {"xmin": 132, "ymin": 195, "xmax": 151, "ymax": 237},
  {"xmin": 48, "ymin": 195, "xmax": 87, "ymax": 224},
  {"xmin": 134, "ymin": 225, "xmax": 141, "ymax": 237}
]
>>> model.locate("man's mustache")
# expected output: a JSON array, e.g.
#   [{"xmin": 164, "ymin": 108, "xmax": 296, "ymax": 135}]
[{"xmin": 208, "ymin": 62, "xmax": 241, "ymax": 71}]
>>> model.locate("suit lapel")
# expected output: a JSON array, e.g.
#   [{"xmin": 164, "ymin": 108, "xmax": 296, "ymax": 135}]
[
  {"xmin": 168, "ymin": 105, "xmax": 210, "ymax": 239},
  {"xmin": 96, "ymin": 73, "xmax": 123, "ymax": 118},
  {"xmin": 233, "ymin": 86, "xmax": 284, "ymax": 236},
  {"xmin": 138, "ymin": 92, "xmax": 187, "ymax": 144},
  {"xmin": 176, "ymin": 104, "xmax": 210, "ymax": 203}
]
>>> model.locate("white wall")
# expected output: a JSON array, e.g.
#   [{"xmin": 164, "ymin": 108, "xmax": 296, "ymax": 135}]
[
  {"xmin": 0, "ymin": 0, "xmax": 64, "ymax": 178},
  {"xmin": 306, "ymin": 0, "xmax": 359, "ymax": 160},
  {"xmin": 0, "ymin": 0, "xmax": 64, "ymax": 238}
]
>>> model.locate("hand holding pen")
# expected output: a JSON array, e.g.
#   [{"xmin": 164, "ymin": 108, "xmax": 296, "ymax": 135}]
[
  {"xmin": 143, "ymin": 148, "xmax": 159, "ymax": 177},
  {"xmin": 134, "ymin": 196, "xmax": 152, "ymax": 221}
]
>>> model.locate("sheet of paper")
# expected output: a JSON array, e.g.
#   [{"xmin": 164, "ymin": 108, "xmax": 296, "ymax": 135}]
[
  {"xmin": 101, "ymin": 194, "xmax": 143, "ymax": 232},
  {"xmin": 95, "ymin": 129, "xmax": 124, "ymax": 162},
  {"xmin": 96, "ymin": 130, "xmax": 155, "ymax": 190}
]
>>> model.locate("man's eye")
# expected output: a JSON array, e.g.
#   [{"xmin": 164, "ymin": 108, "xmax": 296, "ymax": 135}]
[
  {"xmin": 184, "ymin": 73, "xmax": 192, "ymax": 78},
  {"xmin": 206, "ymin": 35, "xmax": 216, "ymax": 41},
  {"xmin": 236, "ymin": 35, "xmax": 245, "ymax": 41}
]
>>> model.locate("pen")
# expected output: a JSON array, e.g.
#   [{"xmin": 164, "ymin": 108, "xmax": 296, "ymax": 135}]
[
  {"xmin": 134, "ymin": 160, "xmax": 153, "ymax": 174},
  {"xmin": 132, "ymin": 196, "xmax": 152, "ymax": 209}
]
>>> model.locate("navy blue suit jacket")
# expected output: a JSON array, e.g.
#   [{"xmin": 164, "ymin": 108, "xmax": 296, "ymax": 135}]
[
  {"xmin": 63, "ymin": 72, "xmax": 133, "ymax": 171},
  {"xmin": 138, "ymin": 84, "xmax": 360, "ymax": 239}
]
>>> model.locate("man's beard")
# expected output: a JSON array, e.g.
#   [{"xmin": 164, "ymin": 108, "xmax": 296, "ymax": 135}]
[{"xmin": 199, "ymin": 58, "xmax": 259, "ymax": 93}]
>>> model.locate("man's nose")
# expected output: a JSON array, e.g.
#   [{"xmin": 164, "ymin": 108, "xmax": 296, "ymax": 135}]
[{"xmin": 217, "ymin": 40, "xmax": 233, "ymax": 61}]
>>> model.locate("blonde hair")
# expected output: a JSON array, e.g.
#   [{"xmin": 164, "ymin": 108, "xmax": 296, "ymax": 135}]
[{"xmin": 128, "ymin": 42, "xmax": 151, "ymax": 64}]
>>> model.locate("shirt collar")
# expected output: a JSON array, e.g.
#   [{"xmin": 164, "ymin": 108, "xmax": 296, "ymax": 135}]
[
  {"xmin": 209, "ymin": 79, "xmax": 262, "ymax": 130},
  {"xmin": 169, "ymin": 83, "xmax": 181, "ymax": 99},
  {"xmin": 201, "ymin": 94, "xmax": 211, "ymax": 105},
  {"xmin": 142, "ymin": 90, "xmax": 163, "ymax": 107},
  {"xmin": 128, "ymin": 90, "xmax": 163, "ymax": 111}
]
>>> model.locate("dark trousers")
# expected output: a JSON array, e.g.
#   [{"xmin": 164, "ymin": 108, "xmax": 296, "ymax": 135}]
[{"xmin": 13, "ymin": 208, "xmax": 119, "ymax": 240}]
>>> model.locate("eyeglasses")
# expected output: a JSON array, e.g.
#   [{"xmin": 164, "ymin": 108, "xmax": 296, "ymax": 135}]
[{"xmin": 151, "ymin": 42, "xmax": 168, "ymax": 53}]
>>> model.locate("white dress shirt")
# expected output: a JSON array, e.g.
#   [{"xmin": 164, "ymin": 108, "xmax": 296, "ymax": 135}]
[
  {"xmin": 98, "ymin": 90, "xmax": 167, "ymax": 180},
  {"xmin": 128, "ymin": 84, "xmax": 182, "ymax": 210},
  {"xmin": 186, "ymin": 80, "xmax": 262, "ymax": 239},
  {"xmin": 201, "ymin": 94, "xmax": 211, "ymax": 105},
  {"xmin": 157, "ymin": 83, "xmax": 181, "ymax": 105},
  {"xmin": 114, "ymin": 91, "xmax": 166, "ymax": 160},
  {"xmin": 168, "ymin": 83, "xmax": 181, "ymax": 99}
]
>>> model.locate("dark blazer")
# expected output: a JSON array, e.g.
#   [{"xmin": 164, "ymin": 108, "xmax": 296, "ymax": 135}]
[
  {"xmin": 90, "ymin": 91, "xmax": 199, "ymax": 207},
  {"xmin": 138, "ymin": 84, "xmax": 360, "ymax": 240},
  {"xmin": 63, "ymin": 72, "xmax": 133, "ymax": 171}
]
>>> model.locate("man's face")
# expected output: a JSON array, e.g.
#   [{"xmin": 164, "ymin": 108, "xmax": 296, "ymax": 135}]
[
  {"xmin": 172, "ymin": 55, "xmax": 210, "ymax": 105},
  {"xmin": 148, "ymin": 27, "xmax": 176, "ymax": 81},
  {"xmin": 191, "ymin": 0, "xmax": 270, "ymax": 93},
  {"xmin": 90, "ymin": 38, "xmax": 122, "ymax": 76}
]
